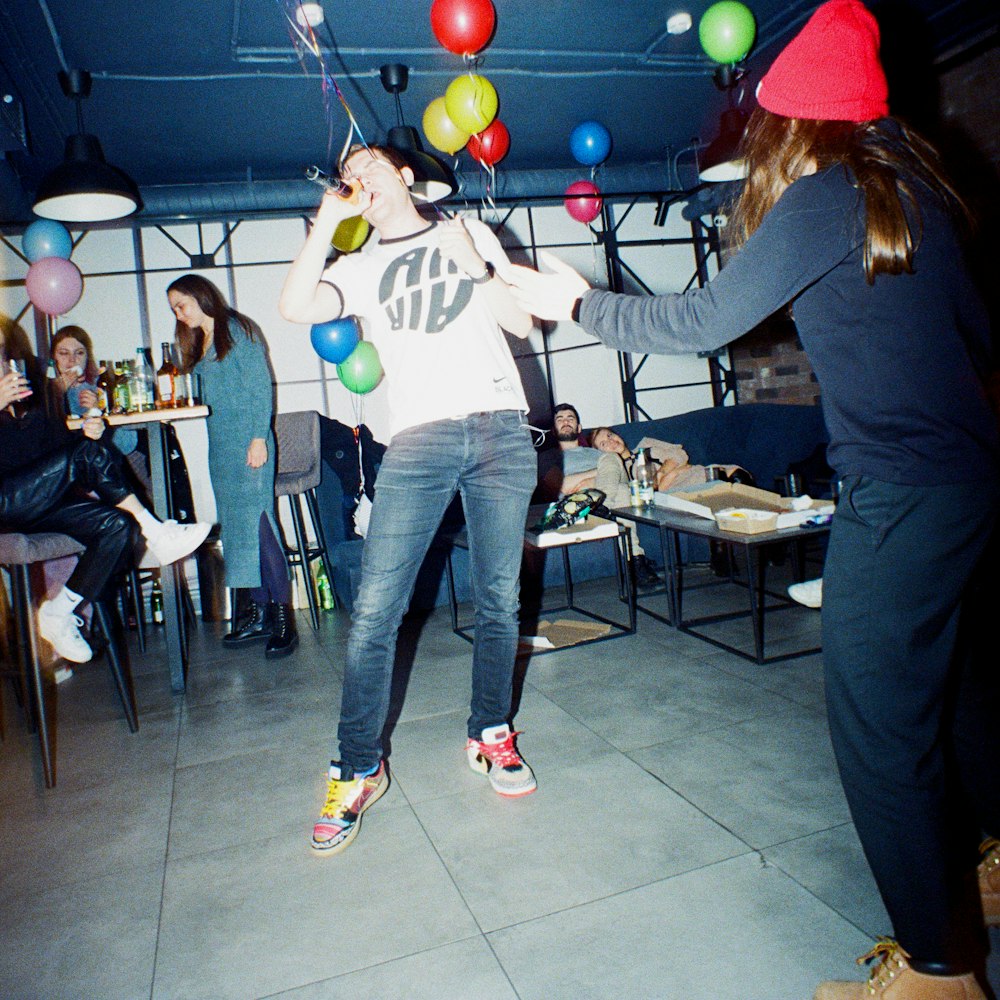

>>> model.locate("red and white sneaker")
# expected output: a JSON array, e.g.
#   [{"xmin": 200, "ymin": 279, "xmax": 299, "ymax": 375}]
[
  {"xmin": 466, "ymin": 724, "xmax": 536, "ymax": 797},
  {"xmin": 311, "ymin": 760, "xmax": 388, "ymax": 855}
]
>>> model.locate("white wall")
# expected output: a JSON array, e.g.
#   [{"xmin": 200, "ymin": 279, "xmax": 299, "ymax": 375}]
[{"xmin": 1, "ymin": 195, "xmax": 719, "ymax": 525}]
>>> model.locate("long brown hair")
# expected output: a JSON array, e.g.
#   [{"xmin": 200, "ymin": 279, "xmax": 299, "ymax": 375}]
[
  {"xmin": 167, "ymin": 274, "xmax": 255, "ymax": 372},
  {"xmin": 728, "ymin": 109, "xmax": 970, "ymax": 284},
  {"xmin": 50, "ymin": 325, "xmax": 99, "ymax": 384}
]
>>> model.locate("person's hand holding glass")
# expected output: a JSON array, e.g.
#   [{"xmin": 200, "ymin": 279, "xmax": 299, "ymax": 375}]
[{"xmin": 1, "ymin": 360, "xmax": 32, "ymax": 416}]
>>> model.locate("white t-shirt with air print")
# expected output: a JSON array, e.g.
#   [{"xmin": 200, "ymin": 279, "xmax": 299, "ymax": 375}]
[{"xmin": 323, "ymin": 218, "xmax": 528, "ymax": 440}]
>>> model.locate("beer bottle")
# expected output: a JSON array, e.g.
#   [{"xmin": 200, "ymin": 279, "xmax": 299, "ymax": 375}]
[
  {"xmin": 156, "ymin": 342, "xmax": 178, "ymax": 409},
  {"xmin": 150, "ymin": 577, "xmax": 164, "ymax": 625},
  {"xmin": 96, "ymin": 360, "xmax": 114, "ymax": 414},
  {"xmin": 112, "ymin": 360, "xmax": 131, "ymax": 414}
]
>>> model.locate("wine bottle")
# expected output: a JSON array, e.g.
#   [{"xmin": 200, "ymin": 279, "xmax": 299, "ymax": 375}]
[{"xmin": 156, "ymin": 342, "xmax": 178, "ymax": 409}]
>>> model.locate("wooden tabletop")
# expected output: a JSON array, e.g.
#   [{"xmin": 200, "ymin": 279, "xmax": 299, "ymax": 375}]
[{"xmin": 66, "ymin": 405, "xmax": 209, "ymax": 430}]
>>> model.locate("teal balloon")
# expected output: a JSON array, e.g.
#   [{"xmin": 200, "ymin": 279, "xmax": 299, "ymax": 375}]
[
  {"xmin": 699, "ymin": 1, "xmax": 756, "ymax": 63},
  {"xmin": 336, "ymin": 341, "xmax": 383, "ymax": 394},
  {"xmin": 23, "ymin": 220, "xmax": 73, "ymax": 262},
  {"xmin": 311, "ymin": 317, "xmax": 359, "ymax": 365}
]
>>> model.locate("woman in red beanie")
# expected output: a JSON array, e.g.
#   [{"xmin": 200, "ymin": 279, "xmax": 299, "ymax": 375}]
[{"xmin": 508, "ymin": 1, "xmax": 999, "ymax": 997}]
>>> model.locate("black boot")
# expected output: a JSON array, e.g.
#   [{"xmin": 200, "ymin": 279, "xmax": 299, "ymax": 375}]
[
  {"xmin": 223, "ymin": 595, "xmax": 271, "ymax": 645},
  {"xmin": 633, "ymin": 555, "xmax": 662, "ymax": 588},
  {"xmin": 265, "ymin": 603, "xmax": 299, "ymax": 660}
]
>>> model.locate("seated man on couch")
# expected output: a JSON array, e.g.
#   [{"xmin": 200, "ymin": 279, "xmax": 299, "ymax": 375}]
[{"xmin": 536, "ymin": 403, "xmax": 602, "ymax": 501}]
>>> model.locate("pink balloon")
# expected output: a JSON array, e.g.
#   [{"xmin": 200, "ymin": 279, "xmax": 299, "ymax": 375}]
[
  {"xmin": 25, "ymin": 256, "xmax": 84, "ymax": 315},
  {"xmin": 564, "ymin": 180, "xmax": 602, "ymax": 224}
]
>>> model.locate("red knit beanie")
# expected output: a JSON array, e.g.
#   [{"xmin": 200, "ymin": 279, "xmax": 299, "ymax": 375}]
[{"xmin": 756, "ymin": 0, "xmax": 889, "ymax": 122}]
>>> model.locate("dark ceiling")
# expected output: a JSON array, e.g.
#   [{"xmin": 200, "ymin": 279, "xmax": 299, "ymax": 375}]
[{"xmin": 1, "ymin": 0, "xmax": 997, "ymax": 222}]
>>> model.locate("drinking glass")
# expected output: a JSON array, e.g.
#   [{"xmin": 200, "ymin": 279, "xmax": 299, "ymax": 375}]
[{"xmin": 7, "ymin": 358, "xmax": 32, "ymax": 416}]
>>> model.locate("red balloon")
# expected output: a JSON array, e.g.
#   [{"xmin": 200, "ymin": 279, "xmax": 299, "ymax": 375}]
[
  {"xmin": 564, "ymin": 180, "xmax": 602, "ymax": 224},
  {"xmin": 430, "ymin": 0, "xmax": 496, "ymax": 55},
  {"xmin": 467, "ymin": 119, "xmax": 510, "ymax": 167}
]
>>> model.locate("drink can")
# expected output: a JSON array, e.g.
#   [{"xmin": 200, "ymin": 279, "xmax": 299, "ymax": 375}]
[{"xmin": 629, "ymin": 480, "xmax": 643, "ymax": 507}]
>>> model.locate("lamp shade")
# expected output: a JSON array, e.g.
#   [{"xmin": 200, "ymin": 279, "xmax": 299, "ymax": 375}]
[
  {"xmin": 698, "ymin": 108, "xmax": 750, "ymax": 183},
  {"xmin": 33, "ymin": 133, "xmax": 141, "ymax": 222},
  {"xmin": 387, "ymin": 125, "xmax": 458, "ymax": 203}
]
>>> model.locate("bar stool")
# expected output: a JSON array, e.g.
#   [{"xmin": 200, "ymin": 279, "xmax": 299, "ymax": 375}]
[
  {"xmin": 273, "ymin": 411, "xmax": 335, "ymax": 630},
  {"xmin": 0, "ymin": 531, "xmax": 139, "ymax": 787}
]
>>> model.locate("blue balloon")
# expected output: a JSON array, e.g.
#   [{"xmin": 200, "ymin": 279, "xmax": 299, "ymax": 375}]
[
  {"xmin": 23, "ymin": 220, "xmax": 73, "ymax": 263},
  {"xmin": 569, "ymin": 121, "xmax": 612, "ymax": 166},
  {"xmin": 310, "ymin": 317, "xmax": 360, "ymax": 365}
]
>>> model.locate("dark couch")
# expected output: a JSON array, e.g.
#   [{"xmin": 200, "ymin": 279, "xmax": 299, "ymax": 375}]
[{"xmin": 318, "ymin": 403, "xmax": 829, "ymax": 612}]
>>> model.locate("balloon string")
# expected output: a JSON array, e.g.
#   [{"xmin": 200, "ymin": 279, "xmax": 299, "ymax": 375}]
[
  {"xmin": 278, "ymin": 0, "xmax": 371, "ymax": 172},
  {"xmin": 481, "ymin": 161, "xmax": 499, "ymax": 223}
]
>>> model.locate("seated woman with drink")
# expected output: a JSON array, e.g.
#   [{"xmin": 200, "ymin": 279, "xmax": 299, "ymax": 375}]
[{"xmin": 0, "ymin": 356, "xmax": 211, "ymax": 664}]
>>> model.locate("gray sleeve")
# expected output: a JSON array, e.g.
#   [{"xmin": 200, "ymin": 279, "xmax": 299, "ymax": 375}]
[{"xmin": 578, "ymin": 170, "xmax": 861, "ymax": 355}]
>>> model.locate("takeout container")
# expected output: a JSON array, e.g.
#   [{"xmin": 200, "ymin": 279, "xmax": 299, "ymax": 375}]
[
  {"xmin": 655, "ymin": 481, "xmax": 834, "ymax": 530},
  {"xmin": 714, "ymin": 508, "xmax": 779, "ymax": 534}
]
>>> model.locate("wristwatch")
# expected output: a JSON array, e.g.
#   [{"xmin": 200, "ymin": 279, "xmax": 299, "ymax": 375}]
[{"xmin": 469, "ymin": 262, "xmax": 495, "ymax": 284}]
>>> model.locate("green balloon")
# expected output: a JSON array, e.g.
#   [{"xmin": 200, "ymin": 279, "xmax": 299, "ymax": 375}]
[
  {"xmin": 699, "ymin": 1, "xmax": 756, "ymax": 64},
  {"xmin": 336, "ymin": 341, "xmax": 383, "ymax": 394}
]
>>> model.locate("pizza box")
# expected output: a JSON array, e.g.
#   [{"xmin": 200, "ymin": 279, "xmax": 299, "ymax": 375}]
[{"xmin": 654, "ymin": 482, "xmax": 834, "ymax": 530}]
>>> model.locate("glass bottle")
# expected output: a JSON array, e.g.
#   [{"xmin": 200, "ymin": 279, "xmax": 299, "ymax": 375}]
[
  {"xmin": 149, "ymin": 577, "xmax": 164, "ymax": 625},
  {"xmin": 315, "ymin": 564, "xmax": 335, "ymax": 611},
  {"xmin": 156, "ymin": 342, "xmax": 178, "ymax": 409},
  {"xmin": 134, "ymin": 347, "xmax": 155, "ymax": 411},
  {"xmin": 631, "ymin": 447, "xmax": 656, "ymax": 506},
  {"xmin": 96, "ymin": 360, "xmax": 114, "ymax": 415},
  {"xmin": 112, "ymin": 360, "xmax": 131, "ymax": 414}
]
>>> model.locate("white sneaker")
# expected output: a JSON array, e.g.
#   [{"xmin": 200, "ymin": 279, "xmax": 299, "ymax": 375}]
[
  {"xmin": 788, "ymin": 578, "xmax": 823, "ymax": 609},
  {"xmin": 37, "ymin": 601, "xmax": 93, "ymax": 663},
  {"xmin": 145, "ymin": 520, "xmax": 211, "ymax": 567}
]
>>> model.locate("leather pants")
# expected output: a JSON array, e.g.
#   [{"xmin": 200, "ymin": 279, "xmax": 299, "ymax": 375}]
[{"xmin": 0, "ymin": 438, "xmax": 139, "ymax": 601}]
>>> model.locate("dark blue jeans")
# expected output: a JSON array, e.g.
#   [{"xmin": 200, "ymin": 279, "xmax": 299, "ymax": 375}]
[
  {"xmin": 337, "ymin": 411, "xmax": 536, "ymax": 772},
  {"xmin": 823, "ymin": 474, "xmax": 1000, "ymax": 968}
]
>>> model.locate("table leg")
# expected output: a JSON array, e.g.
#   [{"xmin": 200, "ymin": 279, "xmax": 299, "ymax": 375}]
[
  {"xmin": 147, "ymin": 422, "xmax": 187, "ymax": 693},
  {"xmin": 747, "ymin": 545, "xmax": 766, "ymax": 664},
  {"xmin": 620, "ymin": 528, "xmax": 637, "ymax": 633}
]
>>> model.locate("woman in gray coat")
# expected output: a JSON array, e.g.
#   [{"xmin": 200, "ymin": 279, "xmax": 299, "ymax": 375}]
[{"xmin": 167, "ymin": 274, "xmax": 297, "ymax": 659}]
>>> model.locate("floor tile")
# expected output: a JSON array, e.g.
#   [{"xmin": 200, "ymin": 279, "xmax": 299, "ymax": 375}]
[
  {"xmin": 153, "ymin": 808, "xmax": 479, "ymax": 1000},
  {"xmin": 0, "ymin": 864, "xmax": 164, "ymax": 1000},
  {"xmin": 488, "ymin": 853, "xmax": 875, "ymax": 1000},
  {"xmin": 266, "ymin": 937, "xmax": 518, "ymax": 999},
  {"xmin": 629, "ymin": 705, "xmax": 851, "ymax": 849},
  {"xmin": 414, "ymin": 753, "xmax": 745, "ymax": 930}
]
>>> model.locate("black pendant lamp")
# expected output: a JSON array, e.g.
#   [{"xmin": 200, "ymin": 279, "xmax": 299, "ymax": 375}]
[
  {"xmin": 379, "ymin": 64, "xmax": 457, "ymax": 203},
  {"xmin": 32, "ymin": 70, "xmax": 141, "ymax": 223},
  {"xmin": 698, "ymin": 63, "xmax": 750, "ymax": 184}
]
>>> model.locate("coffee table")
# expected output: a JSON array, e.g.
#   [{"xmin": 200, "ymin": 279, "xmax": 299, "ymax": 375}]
[
  {"xmin": 612, "ymin": 502, "xmax": 831, "ymax": 664},
  {"xmin": 445, "ymin": 507, "xmax": 636, "ymax": 653}
]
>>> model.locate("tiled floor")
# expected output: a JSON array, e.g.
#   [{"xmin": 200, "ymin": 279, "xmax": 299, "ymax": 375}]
[{"xmin": 1, "ymin": 567, "xmax": 997, "ymax": 1000}]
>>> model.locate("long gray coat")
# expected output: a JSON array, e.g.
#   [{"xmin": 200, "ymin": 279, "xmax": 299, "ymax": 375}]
[{"xmin": 195, "ymin": 321, "xmax": 279, "ymax": 588}]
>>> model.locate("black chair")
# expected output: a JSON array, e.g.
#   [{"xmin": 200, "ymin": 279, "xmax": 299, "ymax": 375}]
[
  {"xmin": 273, "ymin": 411, "xmax": 335, "ymax": 630},
  {"xmin": 0, "ymin": 531, "xmax": 139, "ymax": 787}
]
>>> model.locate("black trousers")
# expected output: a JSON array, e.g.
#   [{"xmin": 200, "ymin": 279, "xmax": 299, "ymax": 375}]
[
  {"xmin": 0, "ymin": 438, "xmax": 139, "ymax": 602},
  {"xmin": 823, "ymin": 475, "xmax": 1000, "ymax": 967}
]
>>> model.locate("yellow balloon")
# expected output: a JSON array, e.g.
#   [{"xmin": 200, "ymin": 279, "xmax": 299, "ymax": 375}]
[
  {"xmin": 422, "ymin": 97, "xmax": 469, "ymax": 155},
  {"xmin": 444, "ymin": 74, "xmax": 498, "ymax": 136},
  {"xmin": 331, "ymin": 215, "xmax": 370, "ymax": 253}
]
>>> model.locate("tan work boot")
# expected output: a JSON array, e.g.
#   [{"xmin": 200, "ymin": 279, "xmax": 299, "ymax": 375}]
[
  {"xmin": 980, "ymin": 837, "xmax": 1000, "ymax": 926},
  {"xmin": 813, "ymin": 939, "xmax": 985, "ymax": 999}
]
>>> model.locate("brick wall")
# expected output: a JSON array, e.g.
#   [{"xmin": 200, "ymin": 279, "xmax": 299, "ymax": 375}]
[{"xmin": 731, "ymin": 314, "xmax": 820, "ymax": 406}]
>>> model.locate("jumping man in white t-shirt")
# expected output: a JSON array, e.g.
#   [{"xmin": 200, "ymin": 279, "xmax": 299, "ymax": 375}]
[{"xmin": 280, "ymin": 144, "xmax": 538, "ymax": 855}]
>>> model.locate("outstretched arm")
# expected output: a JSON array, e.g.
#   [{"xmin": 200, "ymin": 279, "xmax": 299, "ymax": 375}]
[{"xmin": 279, "ymin": 191, "xmax": 367, "ymax": 324}]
